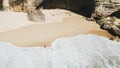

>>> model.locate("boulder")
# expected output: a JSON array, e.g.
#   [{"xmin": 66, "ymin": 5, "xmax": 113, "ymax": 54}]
[{"xmin": 27, "ymin": 9, "xmax": 45, "ymax": 23}]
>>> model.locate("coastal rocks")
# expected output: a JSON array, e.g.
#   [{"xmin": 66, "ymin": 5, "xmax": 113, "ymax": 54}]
[
  {"xmin": 27, "ymin": 9, "xmax": 45, "ymax": 22},
  {"xmin": 27, "ymin": 0, "xmax": 43, "ymax": 10},
  {"xmin": 1, "ymin": 0, "xmax": 43, "ymax": 12},
  {"xmin": 93, "ymin": 0, "xmax": 120, "ymax": 19},
  {"xmin": 9, "ymin": 0, "xmax": 28, "ymax": 12},
  {"xmin": 91, "ymin": 0, "xmax": 120, "ymax": 37},
  {"xmin": 97, "ymin": 17, "xmax": 120, "ymax": 36}
]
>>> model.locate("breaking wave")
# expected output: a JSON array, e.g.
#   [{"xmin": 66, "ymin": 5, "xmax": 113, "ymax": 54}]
[{"xmin": 0, "ymin": 34, "xmax": 120, "ymax": 68}]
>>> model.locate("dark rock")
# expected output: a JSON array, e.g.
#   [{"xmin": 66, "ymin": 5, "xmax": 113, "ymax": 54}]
[
  {"xmin": 110, "ymin": 25, "xmax": 120, "ymax": 36},
  {"xmin": 98, "ymin": 17, "xmax": 120, "ymax": 36},
  {"xmin": 0, "ymin": 0, "xmax": 3, "ymax": 10},
  {"xmin": 38, "ymin": 0, "xmax": 95, "ymax": 18}
]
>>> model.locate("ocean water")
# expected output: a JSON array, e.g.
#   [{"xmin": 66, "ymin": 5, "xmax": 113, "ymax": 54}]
[{"xmin": 0, "ymin": 34, "xmax": 120, "ymax": 68}]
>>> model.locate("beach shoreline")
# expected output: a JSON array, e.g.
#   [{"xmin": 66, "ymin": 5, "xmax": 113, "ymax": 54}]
[{"xmin": 0, "ymin": 9, "xmax": 113, "ymax": 47}]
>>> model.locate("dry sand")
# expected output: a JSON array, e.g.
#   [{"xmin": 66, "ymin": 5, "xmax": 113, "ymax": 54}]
[
  {"xmin": 0, "ymin": 9, "xmax": 72, "ymax": 31},
  {"xmin": 0, "ymin": 9, "xmax": 113, "ymax": 47}
]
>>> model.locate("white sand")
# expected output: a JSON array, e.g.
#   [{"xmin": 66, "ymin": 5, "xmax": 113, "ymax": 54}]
[
  {"xmin": 0, "ymin": 11, "xmax": 33, "ymax": 31},
  {"xmin": 42, "ymin": 9, "xmax": 74, "ymax": 23},
  {"xmin": 0, "ymin": 9, "xmax": 113, "ymax": 47},
  {"xmin": 0, "ymin": 9, "xmax": 73, "ymax": 32}
]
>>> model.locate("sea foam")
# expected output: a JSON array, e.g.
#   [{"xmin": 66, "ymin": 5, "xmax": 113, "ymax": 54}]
[{"xmin": 0, "ymin": 34, "xmax": 120, "ymax": 68}]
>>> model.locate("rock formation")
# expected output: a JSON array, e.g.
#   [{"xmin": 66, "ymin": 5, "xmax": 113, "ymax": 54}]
[
  {"xmin": 40, "ymin": 0, "xmax": 95, "ymax": 17},
  {"xmin": 27, "ymin": 9, "xmax": 45, "ymax": 22},
  {"xmin": 93, "ymin": 0, "xmax": 120, "ymax": 19},
  {"xmin": 92, "ymin": 0, "xmax": 120, "ymax": 36}
]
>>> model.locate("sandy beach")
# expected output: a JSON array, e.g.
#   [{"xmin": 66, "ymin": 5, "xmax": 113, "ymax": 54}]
[
  {"xmin": 0, "ymin": 9, "xmax": 113, "ymax": 47},
  {"xmin": 1, "ymin": 1, "xmax": 120, "ymax": 68}
]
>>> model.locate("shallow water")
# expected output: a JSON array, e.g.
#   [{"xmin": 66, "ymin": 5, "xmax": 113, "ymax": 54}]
[{"xmin": 0, "ymin": 34, "xmax": 120, "ymax": 68}]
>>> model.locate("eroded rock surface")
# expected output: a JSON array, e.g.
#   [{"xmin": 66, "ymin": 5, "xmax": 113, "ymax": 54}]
[
  {"xmin": 1, "ymin": 0, "xmax": 43, "ymax": 11},
  {"xmin": 93, "ymin": 0, "xmax": 120, "ymax": 19},
  {"xmin": 27, "ymin": 9, "xmax": 45, "ymax": 22},
  {"xmin": 92, "ymin": 0, "xmax": 120, "ymax": 36}
]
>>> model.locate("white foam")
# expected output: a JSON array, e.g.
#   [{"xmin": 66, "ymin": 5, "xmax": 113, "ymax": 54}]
[{"xmin": 0, "ymin": 34, "xmax": 120, "ymax": 68}]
